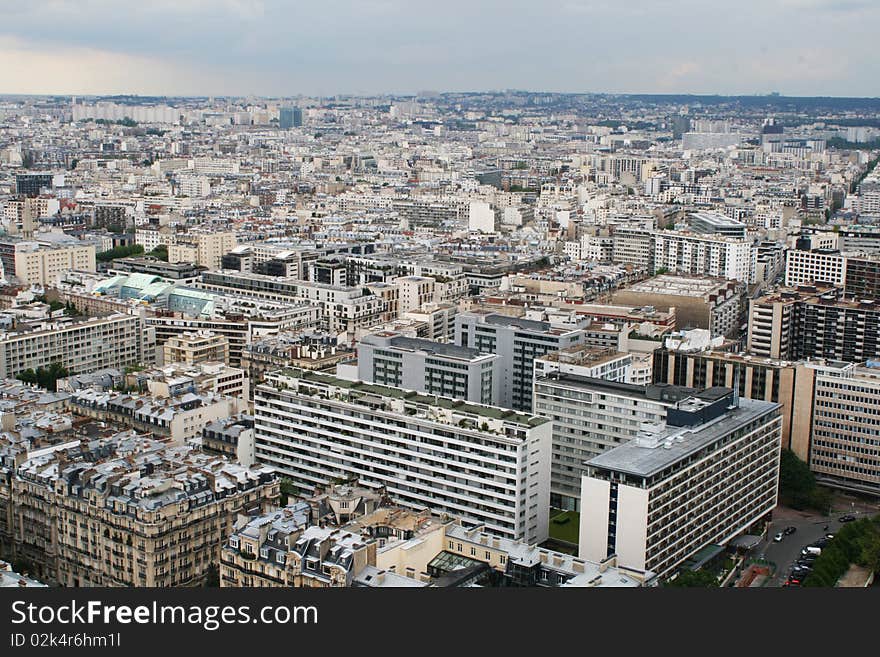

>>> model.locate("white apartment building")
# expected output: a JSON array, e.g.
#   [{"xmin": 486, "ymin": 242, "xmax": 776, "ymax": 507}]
[
  {"xmin": 784, "ymin": 248, "xmax": 846, "ymax": 288},
  {"xmin": 169, "ymin": 232, "xmax": 237, "ymax": 269},
  {"xmin": 395, "ymin": 276, "xmax": 435, "ymax": 314},
  {"xmin": 253, "ymin": 369, "xmax": 552, "ymax": 544},
  {"xmin": 579, "ymin": 392, "xmax": 781, "ymax": 579},
  {"xmin": 353, "ymin": 332, "xmax": 500, "ymax": 405},
  {"xmin": 651, "ymin": 231, "xmax": 752, "ymax": 282}
]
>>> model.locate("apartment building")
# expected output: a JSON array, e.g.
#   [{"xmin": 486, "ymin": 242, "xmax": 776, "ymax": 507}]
[
  {"xmin": 4, "ymin": 435, "xmax": 278, "ymax": 586},
  {"xmin": 68, "ymin": 388, "xmax": 236, "ymax": 445},
  {"xmin": 748, "ymin": 286, "xmax": 880, "ymax": 363},
  {"xmin": 579, "ymin": 391, "xmax": 782, "ymax": 579},
  {"xmin": 352, "ymin": 332, "xmax": 500, "ymax": 405},
  {"xmin": 162, "ymin": 330, "xmax": 230, "ymax": 366},
  {"xmin": 169, "ymin": 232, "xmax": 237, "ymax": 270},
  {"xmin": 455, "ymin": 311, "xmax": 586, "ymax": 411},
  {"xmin": 202, "ymin": 414, "xmax": 255, "ymax": 465},
  {"xmin": 809, "ymin": 360, "xmax": 880, "ymax": 496},
  {"xmin": 12, "ymin": 240, "xmax": 96, "ymax": 286},
  {"xmin": 0, "ymin": 314, "xmax": 153, "ymax": 380},
  {"xmin": 253, "ymin": 369, "xmax": 552, "ymax": 544},
  {"xmin": 533, "ymin": 346, "xmax": 633, "ymax": 384},
  {"xmin": 651, "ymin": 231, "xmax": 752, "ymax": 282},
  {"xmin": 533, "ymin": 373, "xmax": 697, "ymax": 511}
]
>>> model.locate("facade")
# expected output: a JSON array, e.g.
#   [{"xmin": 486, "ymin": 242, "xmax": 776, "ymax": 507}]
[
  {"xmin": 533, "ymin": 373, "xmax": 696, "ymax": 511},
  {"xmin": 533, "ymin": 346, "xmax": 633, "ymax": 384},
  {"xmin": 162, "ymin": 330, "xmax": 230, "ymax": 365},
  {"xmin": 13, "ymin": 240, "xmax": 96, "ymax": 286},
  {"xmin": 579, "ymin": 392, "xmax": 782, "ymax": 579},
  {"xmin": 455, "ymin": 311, "xmax": 586, "ymax": 411},
  {"xmin": 809, "ymin": 361, "xmax": 880, "ymax": 495},
  {"xmin": 0, "ymin": 314, "xmax": 152, "ymax": 380},
  {"xmin": 4, "ymin": 436, "xmax": 278, "ymax": 586},
  {"xmin": 784, "ymin": 248, "xmax": 847, "ymax": 289},
  {"xmin": 612, "ymin": 275, "xmax": 745, "ymax": 339},
  {"xmin": 253, "ymin": 369, "xmax": 552, "ymax": 544},
  {"xmin": 354, "ymin": 332, "xmax": 500, "ymax": 405},
  {"xmin": 169, "ymin": 232, "xmax": 237, "ymax": 270}
]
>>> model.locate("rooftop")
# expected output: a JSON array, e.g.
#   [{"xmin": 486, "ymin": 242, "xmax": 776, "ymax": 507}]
[{"xmin": 586, "ymin": 397, "xmax": 779, "ymax": 478}]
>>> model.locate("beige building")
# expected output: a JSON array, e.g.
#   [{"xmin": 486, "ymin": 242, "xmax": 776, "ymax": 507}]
[
  {"xmin": 6, "ymin": 436, "xmax": 278, "ymax": 586},
  {"xmin": 13, "ymin": 241, "xmax": 96, "ymax": 286},
  {"xmin": 394, "ymin": 275, "xmax": 435, "ymax": 313},
  {"xmin": 169, "ymin": 232, "xmax": 237, "ymax": 270},
  {"xmin": 162, "ymin": 330, "xmax": 230, "ymax": 366}
]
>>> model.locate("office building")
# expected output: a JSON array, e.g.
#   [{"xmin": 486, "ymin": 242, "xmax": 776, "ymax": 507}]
[
  {"xmin": 809, "ymin": 361, "xmax": 880, "ymax": 496},
  {"xmin": 579, "ymin": 391, "xmax": 781, "ymax": 579},
  {"xmin": 253, "ymin": 369, "xmax": 552, "ymax": 544},
  {"xmin": 279, "ymin": 107, "xmax": 303, "ymax": 129},
  {"xmin": 15, "ymin": 173, "xmax": 54, "ymax": 197},
  {"xmin": 686, "ymin": 212, "xmax": 747, "ymax": 238}
]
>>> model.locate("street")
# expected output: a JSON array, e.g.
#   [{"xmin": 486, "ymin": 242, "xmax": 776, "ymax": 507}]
[{"xmin": 752, "ymin": 497, "xmax": 879, "ymax": 586}]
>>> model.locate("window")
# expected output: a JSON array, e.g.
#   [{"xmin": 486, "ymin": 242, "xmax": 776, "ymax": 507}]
[{"xmin": 276, "ymin": 553, "xmax": 285, "ymax": 564}]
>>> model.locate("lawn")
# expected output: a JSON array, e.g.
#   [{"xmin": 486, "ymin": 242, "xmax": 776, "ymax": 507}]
[{"xmin": 548, "ymin": 510, "xmax": 580, "ymax": 545}]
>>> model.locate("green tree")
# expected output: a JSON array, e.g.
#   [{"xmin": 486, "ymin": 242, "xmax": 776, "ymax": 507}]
[
  {"xmin": 665, "ymin": 570, "xmax": 719, "ymax": 587},
  {"xmin": 96, "ymin": 244, "xmax": 144, "ymax": 262},
  {"xmin": 146, "ymin": 244, "xmax": 169, "ymax": 261},
  {"xmin": 203, "ymin": 563, "xmax": 220, "ymax": 587}
]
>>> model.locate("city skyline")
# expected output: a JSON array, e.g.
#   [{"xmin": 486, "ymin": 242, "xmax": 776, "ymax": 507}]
[{"xmin": 0, "ymin": 0, "xmax": 879, "ymax": 97}]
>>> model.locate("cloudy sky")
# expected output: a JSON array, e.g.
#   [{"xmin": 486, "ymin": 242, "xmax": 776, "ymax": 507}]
[{"xmin": 0, "ymin": 0, "xmax": 877, "ymax": 97}]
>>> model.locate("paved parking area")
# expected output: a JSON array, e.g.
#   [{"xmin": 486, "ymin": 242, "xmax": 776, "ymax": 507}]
[{"xmin": 753, "ymin": 498, "xmax": 879, "ymax": 587}]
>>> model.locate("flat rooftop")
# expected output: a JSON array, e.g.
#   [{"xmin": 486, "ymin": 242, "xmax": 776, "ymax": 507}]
[
  {"xmin": 536, "ymin": 371, "xmax": 696, "ymax": 402},
  {"xmin": 586, "ymin": 397, "xmax": 779, "ymax": 478},
  {"xmin": 273, "ymin": 368, "xmax": 548, "ymax": 428}
]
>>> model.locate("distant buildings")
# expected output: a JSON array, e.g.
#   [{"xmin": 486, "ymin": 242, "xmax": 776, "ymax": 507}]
[{"xmin": 279, "ymin": 107, "xmax": 303, "ymax": 129}]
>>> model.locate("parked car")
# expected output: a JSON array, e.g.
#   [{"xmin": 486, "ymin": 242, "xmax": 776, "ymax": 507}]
[
  {"xmin": 812, "ymin": 538, "xmax": 829, "ymax": 548},
  {"xmin": 773, "ymin": 532, "xmax": 784, "ymax": 542},
  {"xmin": 825, "ymin": 533, "xmax": 835, "ymax": 540},
  {"xmin": 783, "ymin": 526, "xmax": 797, "ymax": 535},
  {"xmin": 839, "ymin": 515, "xmax": 856, "ymax": 522},
  {"xmin": 802, "ymin": 546, "xmax": 822, "ymax": 556}
]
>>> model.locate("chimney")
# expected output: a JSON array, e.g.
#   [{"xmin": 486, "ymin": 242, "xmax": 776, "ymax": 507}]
[{"xmin": 375, "ymin": 570, "xmax": 385, "ymax": 585}]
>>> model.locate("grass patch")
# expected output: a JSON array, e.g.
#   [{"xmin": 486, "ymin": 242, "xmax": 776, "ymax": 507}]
[{"xmin": 548, "ymin": 510, "xmax": 580, "ymax": 545}]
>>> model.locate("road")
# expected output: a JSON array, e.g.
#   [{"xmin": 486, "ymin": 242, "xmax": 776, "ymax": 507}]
[{"xmin": 752, "ymin": 503, "xmax": 876, "ymax": 586}]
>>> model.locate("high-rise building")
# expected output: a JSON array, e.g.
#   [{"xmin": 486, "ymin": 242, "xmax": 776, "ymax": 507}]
[
  {"xmin": 279, "ymin": 107, "xmax": 303, "ymax": 129},
  {"xmin": 579, "ymin": 391, "xmax": 781, "ymax": 580},
  {"xmin": 15, "ymin": 173, "xmax": 54, "ymax": 197},
  {"xmin": 455, "ymin": 311, "xmax": 586, "ymax": 411},
  {"xmin": 533, "ymin": 373, "xmax": 696, "ymax": 511},
  {"xmin": 253, "ymin": 369, "xmax": 552, "ymax": 544}
]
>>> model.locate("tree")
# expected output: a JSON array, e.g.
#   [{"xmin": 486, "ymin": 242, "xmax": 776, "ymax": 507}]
[
  {"xmin": 778, "ymin": 449, "xmax": 818, "ymax": 510},
  {"xmin": 146, "ymin": 244, "xmax": 169, "ymax": 261},
  {"xmin": 203, "ymin": 563, "xmax": 220, "ymax": 587},
  {"xmin": 665, "ymin": 570, "xmax": 719, "ymax": 587}
]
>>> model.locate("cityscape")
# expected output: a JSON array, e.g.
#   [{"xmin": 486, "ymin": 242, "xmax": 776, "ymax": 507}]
[{"xmin": 0, "ymin": 86, "xmax": 878, "ymax": 590}]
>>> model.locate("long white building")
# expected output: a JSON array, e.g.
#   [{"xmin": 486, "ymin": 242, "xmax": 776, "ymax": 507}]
[{"xmin": 253, "ymin": 369, "xmax": 552, "ymax": 544}]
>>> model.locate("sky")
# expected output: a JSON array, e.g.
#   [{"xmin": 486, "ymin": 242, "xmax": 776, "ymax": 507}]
[{"xmin": 0, "ymin": 0, "xmax": 878, "ymax": 98}]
